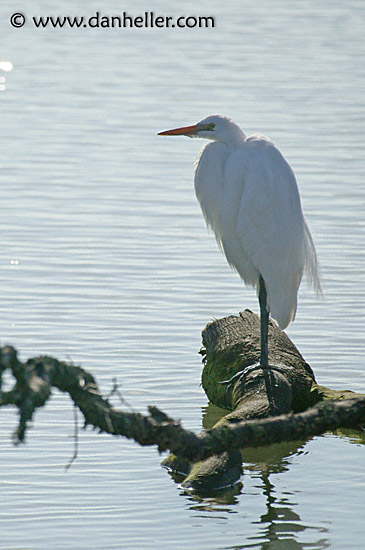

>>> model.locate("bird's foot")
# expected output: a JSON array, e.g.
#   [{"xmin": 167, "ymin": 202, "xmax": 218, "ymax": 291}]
[
  {"xmin": 219, "ymin": 362, "xmax": 293, "ymax": 392},
  {"xmin": 219, "ymin": 363, "xmax": 262, "ymax": 392}
]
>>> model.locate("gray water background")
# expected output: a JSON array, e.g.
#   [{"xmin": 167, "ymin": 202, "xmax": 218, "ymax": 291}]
[{"xmin": 0, "ymin": 1, "xmax": 364, "ymax": 549}]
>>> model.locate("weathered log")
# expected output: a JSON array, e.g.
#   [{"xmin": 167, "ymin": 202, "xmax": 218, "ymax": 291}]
[
  {"xmin": 1, "ymin": 316, "xmax": 364, "ymax": 496},
  {"xmin": 163, "ymin": 310, "xmax": 364, "ymax": 492},
  {"xmin": 201, "ymin": 310, "xmax": 316, "ymax": 413}
]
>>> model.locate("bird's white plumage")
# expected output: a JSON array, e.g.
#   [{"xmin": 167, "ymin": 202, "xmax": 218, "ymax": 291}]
[
  {"xmin": 192, "ymin": 115, "xmax": 321, "ymax": 329},
  {"xmin": 159, "ymin": 114, "xmax": 321, "ymax": 330}
]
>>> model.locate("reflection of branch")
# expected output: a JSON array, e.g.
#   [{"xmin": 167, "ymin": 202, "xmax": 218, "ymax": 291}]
[{"xmin": 1, "ymin": 344, "xmax": 364, "ymax": 462}]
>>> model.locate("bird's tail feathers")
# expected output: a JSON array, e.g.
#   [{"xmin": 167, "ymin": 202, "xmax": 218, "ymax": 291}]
[{"xmin": 303, "ymin": 219, "xmax": 323, "ymax": 296}]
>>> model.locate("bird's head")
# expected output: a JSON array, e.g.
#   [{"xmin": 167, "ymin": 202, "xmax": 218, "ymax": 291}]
[{"xmin": 158, "ymin": 114, "xmax": 246, "ymax": 145}]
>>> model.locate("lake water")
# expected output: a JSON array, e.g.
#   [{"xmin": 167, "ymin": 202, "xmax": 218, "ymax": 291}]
[{"xmin": 1, "ymin": 1, "xmax": 364, "ymax": 548}]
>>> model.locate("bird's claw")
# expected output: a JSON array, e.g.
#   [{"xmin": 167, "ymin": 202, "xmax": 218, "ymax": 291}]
[
  {"xmin": 219, "ymin": 363, "xmax": 261, "ymax": 392},
  {"xmin": 219, "ymin": 362, "xmax": 293, "ymax": 392}
]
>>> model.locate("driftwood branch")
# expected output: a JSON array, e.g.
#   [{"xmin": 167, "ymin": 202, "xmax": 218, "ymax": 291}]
[
  {"xmin": 0, "ymin": 345, "xmax": 363, "ymax": 456},
  {"xmin": 163, "ymin": 311, "xmax": 364, "ymax": 491},
  {"xmin": 1, "ymin": 311, "xmax": 364, "ymax": 493}
]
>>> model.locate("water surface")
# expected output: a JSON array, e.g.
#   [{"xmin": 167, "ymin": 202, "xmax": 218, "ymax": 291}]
[{"xmin": 1, "ymin": 1, "xmax": 364, "ymax": 548}]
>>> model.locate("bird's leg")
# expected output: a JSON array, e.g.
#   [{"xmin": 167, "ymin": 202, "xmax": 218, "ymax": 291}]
[
  {"xmin": 220, "ymin": 277, "xmax": 292, "ymax": 416},
  {"xmin": 259, "ymin": 274, "xmax": 269, "ymax": 369},
  {"xmin": 258, "ymin": 274, "xmax": 278, "ymax": 414},
  {"xmin": 220, "ymin": 276, "xmax": 275, "ymax": 395}
]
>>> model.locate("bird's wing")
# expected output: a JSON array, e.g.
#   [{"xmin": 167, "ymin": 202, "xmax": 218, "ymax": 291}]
[
  {"xmin": 194, "ymin": 136, "xmax": 319, "ymax": 329},
  {"xmin": 194, "ymin": 141, "xmax": 229, "ymax": 238},
  {"xmin": 233, "ymin": 138, "xmax": 307, "ymax": 328}
]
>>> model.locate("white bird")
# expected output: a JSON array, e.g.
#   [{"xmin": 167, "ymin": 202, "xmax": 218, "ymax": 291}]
[{"xmin": 158, "ymin": 115, "xmax": 321, "ymax": 369}]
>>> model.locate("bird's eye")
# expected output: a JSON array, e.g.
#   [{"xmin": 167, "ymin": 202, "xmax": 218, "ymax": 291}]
[{"xmin": 204, "ymin": 123, "xmax": 215, "ymax": 131}]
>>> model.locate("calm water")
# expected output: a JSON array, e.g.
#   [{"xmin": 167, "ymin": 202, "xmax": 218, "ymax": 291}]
[{"xmin": 1, "ymin": 1, "xmax": 364, "ymax": 548}]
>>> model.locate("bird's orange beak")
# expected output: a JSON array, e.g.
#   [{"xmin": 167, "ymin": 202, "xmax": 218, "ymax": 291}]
[{"xmin": 158, "ymin": 124, "xmax": 199, "ymax": 136}]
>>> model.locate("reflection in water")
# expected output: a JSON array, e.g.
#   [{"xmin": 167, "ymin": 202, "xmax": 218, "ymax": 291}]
[
  {"xmin": 167, "ymin": 403, "xmax": 363, "ymax": 548},
  {"xmin": 185, "ymin": 482, "xmax": 243, "ymax": 510},
  {"xmin": 331, "ymin": 427, "xmax": 365, "ymax": 445},
  {"xmin": 1, "ymin": 0, "xmax": 363, "ymax": 546},
  {"xmin": 243, "ymin": 472, "xmax": 330, "ymax": 550}
]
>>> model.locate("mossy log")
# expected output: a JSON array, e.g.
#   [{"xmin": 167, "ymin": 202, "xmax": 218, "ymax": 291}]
[
  {"xmin": 163, "ymin": 310, "xmax": 364, "ymax": 493},
  {"xmin": 1, "ymin": 316, "xmax": 364, "ymax": 496}
]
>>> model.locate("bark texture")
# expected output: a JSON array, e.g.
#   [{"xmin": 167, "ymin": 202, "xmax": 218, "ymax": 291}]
[{"xmin": 1, "ymin": 312, "xmax": 364, "ymax": 495}]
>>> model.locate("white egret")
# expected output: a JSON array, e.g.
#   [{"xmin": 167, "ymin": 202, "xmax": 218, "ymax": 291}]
[{"xmin": 158, "ymin": 115, "xmax": 321, "ymax": 369}]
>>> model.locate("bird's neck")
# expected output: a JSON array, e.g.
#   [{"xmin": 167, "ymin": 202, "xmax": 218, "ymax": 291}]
[{"xmin": 218, "ymin": 128, "xmax": 246, "ymax": 147}]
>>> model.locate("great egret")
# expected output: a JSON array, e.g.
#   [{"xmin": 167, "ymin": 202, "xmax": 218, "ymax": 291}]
[{"xmin": 158, "ymin": 114, "xmax": 321, "ymax": 369}]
